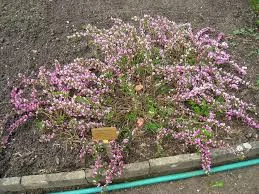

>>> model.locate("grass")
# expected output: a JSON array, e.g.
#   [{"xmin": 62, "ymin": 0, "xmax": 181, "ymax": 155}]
[
  {"xmin": 210, "ymin": 180, "xmax": 225, "ymax": 188},
  {"xmin": 256, "ymin": 76, "xmax": 259, "ymax": 86},
  {"xmin": 250, "ymin": 0, "xmax": 259, "ymax": 14},
  {"xmin": 249, "ymin": 0, "xmax": 259, "ymax": 26},
  {"xmin": 232, "ymin": 27, "xmax": 258, "ymax": 38}
]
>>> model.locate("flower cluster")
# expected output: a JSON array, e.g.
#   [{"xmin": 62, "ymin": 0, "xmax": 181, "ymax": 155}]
[
  {"xmin": 3, "ymin": 15, "xmax": 258, "ymax": 186},
  {"xmin": 91, "ymin": 141, "xmax": 126, "ymax": 186}
]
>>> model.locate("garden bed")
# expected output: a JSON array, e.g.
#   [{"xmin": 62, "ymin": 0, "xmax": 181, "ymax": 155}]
[{"xmin": 0, "ymin": 0, "xmax": 258, "ymax": 186}]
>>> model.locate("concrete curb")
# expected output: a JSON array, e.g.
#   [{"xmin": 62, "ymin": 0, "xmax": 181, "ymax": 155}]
[{"xmin": 0, "ymin": 141, "xmax": 258, "ymax": 192}]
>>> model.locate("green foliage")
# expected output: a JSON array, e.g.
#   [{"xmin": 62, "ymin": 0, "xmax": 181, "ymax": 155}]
[
  {"xmin": 118, "ymin": 76, "xmax": 134, "ymax": 96},
  {"xmin": 54, "ymin": 111, "xmax": 66, "ymax": 125},
  {"xmin": 210, "ymin": 180, "xmax": 225, "ymax": 188},
  {"xmin": 105, "ymin": 111, "xmax": 115, "ymax": 122},
  {"xmin": 247, "ymin": 49, "xmax": 259, "ymax": 57},
  {"xmin": 126, "ymin": 112, "xmax": 137, "ymax": 122},
  {"xmin": 34, "ymin": 119, "xmax": 45, "ymax": 131},
  {"xmin": 119, "ymin": 56, "xmax": 128, "ymax": 69},
  {"xmin": 186, "ymin": 50, "xmax": 197, "ymax": 65},
  {"xmin": 157, "ymin": 84, "xmax": 171, "ymax": 94},
  {"xmin": 151, "ymin": 47, "xmax": 162, "ymax": 65},
  {"xmin": 159, "ymin": 106, "xmax": 175, "ymax": 118},
  {"xmin": 104, "ymin": 96, "xmax": 113, "ymax": 104},
  {"xmin": 232, "ymin": 27, "xmax": 258, "ymax": 38},
  {"xmin": 75, "ymin": 96, "xmax": 92, "ymax": 104},
  {"xmin": 132, "ymin": 51, "xmax": 145, "ymax": 65},
  {"xmin": 148, "ymin": 106, "xmax": 157, "ymax": 117},
  {"xmin": 250, "ymin": 0, "xmax": 259, "ymax": 13},
  {"xmin": 144, "ymin": 122, "xmax": 161, "ymax": 133},
  {"xmin": 120, "ymin": 56, "xmax": 128, "ymax": 65},
  {"xmin": 187, "ymin": 100, "xmax": 211, "ymax": 117},
  {"xmin": 202, "ymin": 128, "xmax": 213, "ymax": 139},
  {"xmin": 146, "ymin": 97, "xmax": 157, "ymax": 117},
  {"xmin": 256, "ymin": 76, "xmax": 259, "ymax": 86},
  {"xmin": 119, "ymin": 127, "xmax": 132, "ymax": 140},
  {"xmin": 216, "ymin": 97, "xmax": 225, "ymax": 104},
  {"xmin": 104, "ymin": 71, "xmax": 114, "ymax": 79},
  {"xmin": 51, "ymin": 91, "xmax": 69, "ymax": 97},
  {"xmin": 214, "ymin": 97, "xmax": 225, "ymax": 116}
]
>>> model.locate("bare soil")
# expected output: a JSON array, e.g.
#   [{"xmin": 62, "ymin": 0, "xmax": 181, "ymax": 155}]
[{"xmin": 0, "ymin": 0, "xmax": 258, "ymax": 178}]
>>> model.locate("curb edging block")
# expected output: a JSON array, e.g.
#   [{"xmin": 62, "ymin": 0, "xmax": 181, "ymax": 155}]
[
  {"xmin": 212, "ymin": 141, "xmax": 259, "ymax": 166},
  {"xmin": 244, "ymin": 141, "xmax": 259, "ymax": 158},
  {"xmin": 212, "ymin": 147, "xmax": 240, "ymax": 166},
  {"xmin": 0, "ymin": 177, "xmax": 23, "ymax": 192},
  {"xmin": 115, "ymin": 161, "xmax": 150, "ymax": 181},
  {"xmin": 21, "ymin": 174, "xmax": 48, "ymax": 190},
  {"xmin": 85, "ymin": 161, "xmax": 150, "ymax": 184},
  {"xmin": 45, "ymin": 170, "xmax": 89, "ymax": 188},
  {"xmin": 149, "ymin": 153, "xmax": 201, "ymax": 176},
  {"xmin": 21, "ymin": 170, "xmax": 88, "ymax": 190}
]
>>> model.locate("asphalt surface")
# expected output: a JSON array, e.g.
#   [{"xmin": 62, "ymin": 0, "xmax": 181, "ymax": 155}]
[{"xmin": 112, "ymin": 165, "xmax": 259, "ymax": 194}]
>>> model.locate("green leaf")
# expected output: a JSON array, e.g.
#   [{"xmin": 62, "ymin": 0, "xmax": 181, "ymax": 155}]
[
  {"xmin": 35, "ymin": 120, "xmax": 45, "ymax": 131},
  {"xmin": 55, "ymin": 112, "xmax": 66, "ymax": 125},
  {"xmin": 153, "ymin": 58, "xmax": 161, "ymax": 65},
  {"xmin": 75, "ymin": 96, "xmax": 91, "ymax": 104},
  {"xmin": 148, "ymin": 106, "xmax": 157, "ymax": 117},
  {"xmin": 186, "ymin": 100, "xmax": 211, "ymax": 117},
  {"xmin": 202, "ymin": 129, "xmax": 213, "ymax": 138},
  {"xmin": 105, "ymin": 111, "xmax": 115, "ymax": 121},
  {"xmin": 51, "ymin": 91, "xmax": 69, "ymax": 97},
  {"xmin": 160, "ymin": 107, "xmax": 175, "ymax": 117},
  {"xmin": 126, "ymin": 112, "xmax": 137, "ymax": 122},
  {"xmin": 145, "ymin": 122, "xmax": 160, "ymax": 133},
  {"xmin": 216, "ymin": 97, "xmax": 225, "ymax": 104},
  {"xmin": 157, "ymin": 84, "xmax": 171, "ymax": 94},
  {"xmin": 232, "ymin": 29, "xmax": 245, "ymax": 35},
  {"xmin": 132, "ymin": 51, "xmax": 145, "ymax": 65},
  {"xmin": 120, "ymin": 56, "xmax": 128, "ymax": 66},
  {"xmin": 210, "ymin": 181, "xmax": 225, "ymax": 188}
]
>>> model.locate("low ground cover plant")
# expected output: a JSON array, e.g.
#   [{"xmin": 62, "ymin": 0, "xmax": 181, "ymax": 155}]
[{"xmin": 1, "ymin": 15, "xmax": 258, "ymax": 186}]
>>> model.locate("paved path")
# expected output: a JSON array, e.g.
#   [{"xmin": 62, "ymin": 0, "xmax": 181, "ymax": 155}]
[{"xmin": 112, "ymin": 165, "xmax": 259, "ymax": 194}]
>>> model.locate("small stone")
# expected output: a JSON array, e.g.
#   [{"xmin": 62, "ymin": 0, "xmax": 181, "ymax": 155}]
[
  {"xmin": 0, "ymin": 177, "xmax": 23, "ymax": 191},
  {"xmin": 32, "ymin": 50, "xmax": 38, "ymax": 54},
  {"xmin": 135, "ymin": 84, "xmax": 143, "ymax": 92},
  {"xmin": 140, "ymin": 143, "xmax": 146, "ymax": 147},
  {"xmin": 0, "ymin": 38, "xmax": 5, "ymax": 43},
  {"xmin": 236, "ymin": 145, "xmax": 243, "ymax": 152},
  {"xmin": 55, "ymin": 156, "xmax": 60, "ymax": 165},
  {"xmin": 136, "ymin": 117, "xmax": 144, "ymax": 127},
  {"xmin": 243, "ymin": 143, "xmax": 252, "ymax": 150}
]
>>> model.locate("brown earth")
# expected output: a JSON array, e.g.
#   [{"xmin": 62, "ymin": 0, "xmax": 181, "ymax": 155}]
[{"xmin": 0, "ymin": 0, "xmax": 258, "ymax": 178}]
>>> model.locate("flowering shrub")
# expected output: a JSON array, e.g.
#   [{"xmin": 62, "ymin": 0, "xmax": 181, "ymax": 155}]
[{"xmin": 2, "ymin": 15, "xmax": 258, "ymax": 185}]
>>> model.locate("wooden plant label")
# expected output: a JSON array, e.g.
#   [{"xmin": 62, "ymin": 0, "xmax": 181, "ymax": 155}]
[{"xmin": 91, "ymin": 127, "xmax": 118, "ymax": 142}]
